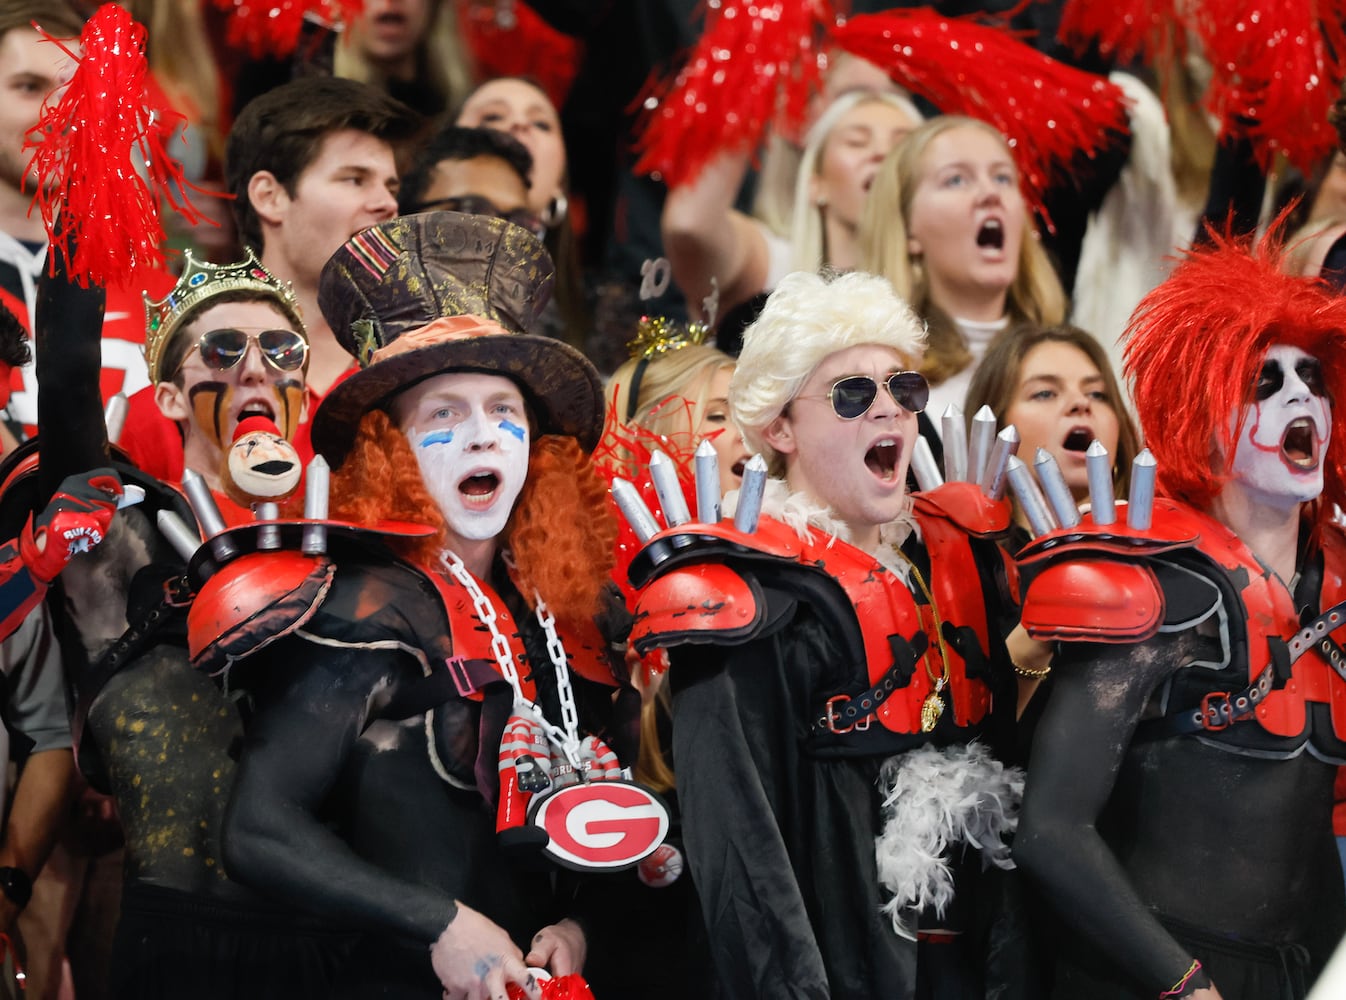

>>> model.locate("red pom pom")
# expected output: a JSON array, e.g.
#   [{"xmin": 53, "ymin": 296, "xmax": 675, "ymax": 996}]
[
  {"xmin": 1058, "ymin": 0, "xmax": 1179, "ymax": 67},
  {"xmin": 25, "ymin": 6, "xmax": 211, "ymax": 289},
  {"xmin": 210, "ymin": 0, "xmax": 362, "ymax": 60},
  {"xmin": 1062, "ymin": 0, "xmax": 1346, "ymax": 174},
  {"xmin": 506, "ymin": 974, "xmax": 596, "ymax": 1000},
  {"xmin": 458, "ymin": 1, "xmax": 583, "ymax": 110},
  {"xmin": 829, "ymin": 9, "xmax": 1131, "ymax": 230},
  {"xmin": 634, "ymin": 0, "xmax": 837, "ymax": 189},
  {"xmin": 1187, "ymin": 0, "xmax": 1346, "ymax": 172}
]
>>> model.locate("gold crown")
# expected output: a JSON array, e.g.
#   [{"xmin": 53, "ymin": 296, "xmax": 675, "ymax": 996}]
[
  {"xmin": 625, "ymin": 314, "xmax": 711, "ymax": 361},
  {"xmin": 143, "ymin": 250, "xmax": 305, "ymax": 383}
]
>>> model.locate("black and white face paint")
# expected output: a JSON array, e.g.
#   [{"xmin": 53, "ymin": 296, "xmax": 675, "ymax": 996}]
[{"xmin": 1228, "ymin": 344, "xmax": 1331, "ymax": 509}]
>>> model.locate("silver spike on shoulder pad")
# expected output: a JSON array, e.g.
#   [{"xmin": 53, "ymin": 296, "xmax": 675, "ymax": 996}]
[
  {"xmin": 980, "ymin": 425, "xmax": 1019, "ymax": 500},
  {"xmin": 1007, "ymin": 456, "xmax": 1059, "ymax": 537},
  {"xmin": 941, "ymin": 404, "xmax": 968, "ymax": 482},
  {"xmin": 1034, "ymin": 448, "xmax": 1082, "ymax": 529},
  {"xmin": 649, "ymin": 450, "xmax": 691, "ymax": 527},
  {"xmin": 181, "ymin": 469, "xmax": 238, "ymax": 562},
  {"xmin": 911, "ymin": 436, "xmax": 944, "ymax": 492},
  {"xmin": 693, "ymin": 439, "xmax": 722, "ymax": 523},
  {"xmin": 1127, "ymin": 450, "xmax": 1157, "ymax": 530},
  {"xmin": 1085, "ymin": 439, "xmax": 1116, "ymax": 525},
  {"xmin": 733, "ymin": 455, "xmax": 768, "ymax": 533},
  {"xmin": 302, "ymin": 455, "xmax": 330, "ymax": 555},
  {"xmin": 611, "ymin": 477, "xmax": 661, "ymax": 542}
]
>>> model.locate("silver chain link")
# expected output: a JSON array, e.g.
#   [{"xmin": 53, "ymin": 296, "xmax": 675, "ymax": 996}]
[
  {"xmin": 441, "ymin": 551, "xmax": 582, "ymax": 768},
  {"xmin": 534, "ymin": 599, "xmax": 581, "ymax": 758}
]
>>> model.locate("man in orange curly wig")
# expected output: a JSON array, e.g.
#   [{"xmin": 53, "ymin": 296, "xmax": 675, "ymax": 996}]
[
  {"xmin": 215, "ymin": 212, "xmax": 643, "ymax": 1000},
  {"xmin": 1014, "ymin": 225, "xmax": 1346, "ymax": 1000}
]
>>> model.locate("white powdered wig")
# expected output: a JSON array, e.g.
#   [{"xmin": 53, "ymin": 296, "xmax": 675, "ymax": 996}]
[
  {"xmin": 730, "ymin": 269, "xmax": 926, "ymax": 476},
  {"xmin": 874, "ymin": 742, "xmax": 1023, "ymax": 939}
]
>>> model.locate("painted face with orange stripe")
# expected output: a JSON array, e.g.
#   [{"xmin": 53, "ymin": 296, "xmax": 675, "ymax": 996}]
[{"xmin": 156, "ymin": 300, "xmax": 307, "ymax": 489}]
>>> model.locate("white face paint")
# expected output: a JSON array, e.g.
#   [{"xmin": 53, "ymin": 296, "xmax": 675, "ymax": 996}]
[
  {"xmin": 394, "ymin": 372, "xmax": 531, "ymax": 544},
  {"xmin": 1227, "ymin": 344, "xmax": 1332, "ymax": 510}
]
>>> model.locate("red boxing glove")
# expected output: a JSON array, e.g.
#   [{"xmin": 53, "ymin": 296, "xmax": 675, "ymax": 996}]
[{"xmin": 19, "ymin": 469, "xmax": 123, "ymax": 583}]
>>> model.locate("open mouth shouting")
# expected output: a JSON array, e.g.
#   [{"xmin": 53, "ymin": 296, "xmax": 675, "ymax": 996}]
[
  {"xmin": 976, "ymin": 218, "xmax": 1005, "ymax": 252},
  {"xmin": 865, "ymin": 438, "xmax": 902, "ymax": 483},
  {"xmin": 1061, "ymin": 426, "xmax": 1094, "ymax": 454},
  {"xmin": 458, "ymin": 469, "xmax": 503, "ymax": 511},
  {"xmin": 236, "ymin": 401, "xmax": 276, "ymax": 424},
  {"xmin": 1281, "ymin": 417, "xmax": 1320, "ymax": 472}
]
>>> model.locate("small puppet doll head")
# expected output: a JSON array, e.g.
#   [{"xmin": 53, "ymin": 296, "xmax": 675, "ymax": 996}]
[{"xmin": 220, "ymin": 416, "xmax": 302, "ymax": 507}]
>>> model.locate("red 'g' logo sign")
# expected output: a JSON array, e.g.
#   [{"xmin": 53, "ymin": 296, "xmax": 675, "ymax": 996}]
[{"xmin": 529, "ymin": 781, "xmax": 670, "ymax": 871}]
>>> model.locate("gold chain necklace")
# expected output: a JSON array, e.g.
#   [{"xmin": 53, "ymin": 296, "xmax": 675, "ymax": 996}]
[{"xmin": 887, "ymin": 543, "xmax": 953, "ymax": 733}]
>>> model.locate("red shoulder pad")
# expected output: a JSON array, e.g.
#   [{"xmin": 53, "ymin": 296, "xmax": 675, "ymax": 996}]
[
  {"xmin": 911, "ymin": 481, "xmax": 1011, "ymax": 538},
  {"xmin": 188, "ymin": 551, "xmax": 335, "ymax": 676},
  {"xmin": 630, "ymin": 562, "xmax": 762, "ymax": 656},
  {"xmin": 627, "ymin": 515, "xmax": 802, "ymax": 589},
  {"xmin": 1021, "ymin": 559, "xmax": 1164, "ymax": 643}
]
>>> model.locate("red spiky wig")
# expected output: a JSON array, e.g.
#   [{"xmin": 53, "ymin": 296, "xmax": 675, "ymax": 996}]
[
  {"xmin": 328, "ymin": 410, "xmax": 616, "ymax": 629},
  {"xmin": 1124, "ymin": 223, "xmax": 1346, "ymax": 519}
]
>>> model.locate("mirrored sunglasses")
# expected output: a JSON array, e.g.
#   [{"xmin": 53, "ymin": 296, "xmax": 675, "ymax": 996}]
[
  {"xmin": 824, "ymin": 371, "xmax": 929, "ymax": 419},
  {"xmin": 192, "ymin": 328, "xmax": 308, "ymax": 374}
]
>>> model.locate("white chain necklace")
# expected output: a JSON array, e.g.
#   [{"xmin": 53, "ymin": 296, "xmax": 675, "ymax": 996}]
[{"xmin": 441, "ymin": 550, "xmax": 584, "ymax": 769}]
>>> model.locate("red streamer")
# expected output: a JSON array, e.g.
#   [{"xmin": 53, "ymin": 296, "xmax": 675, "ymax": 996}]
[
  {"xmin": 592, "ymin": 383, "xmax": 702, "ymax": 683},
  {"xmin": 1188, "ymin": 0, "xmax": 1346, "ymax": 172},
  {"xmin": 1057, "ymin": 0, "xmax": 1178, "ymax": 67},
  {"xmin": 829, "ymin": 9, "xmax": 1130, "ymax": 227},
  {"xmin": 1061, "ymin": 0, "xmax": 1346, "ymax": 173},
  {"xmin": 634, "ymin": 0, "xmax": 837, "ymax": 189},
  {"xmin": 506, "ymin": 973, "xmax": 595, "ymax": 1000},
  {"xmin": 210, "ymin": 0, "xmax": 362, "ymax": 60},
  {"xmin": 0, "ymin": 932, "xmax": 24, "ymax": 992},
  {"xmin": 458, "ymin": 1, "xmax": 583, "ymax": 111},
  {"xmin": 25, "ymin": 5, "xmax": 207, "ymax": 289}
]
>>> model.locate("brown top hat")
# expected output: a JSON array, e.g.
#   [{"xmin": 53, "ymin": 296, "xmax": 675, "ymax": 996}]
[{"xmin": 312, "ymin": 211, "xmax": 604, "ymax": 468}]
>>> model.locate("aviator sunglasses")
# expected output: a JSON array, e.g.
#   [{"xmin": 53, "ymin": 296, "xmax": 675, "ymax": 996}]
[
  {"xmin": 801, "ymin": 371, "xmax": 930, "ymax": 419},
  {"xmin": 179, "ymin": 328, "xmax": 309, "ymax": 376}
]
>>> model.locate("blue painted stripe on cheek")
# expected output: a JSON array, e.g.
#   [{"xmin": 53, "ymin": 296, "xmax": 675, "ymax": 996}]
[
  {"xmin": 500, "ymin": 420, "xmax": 526, "ymax": 442},
  {"xmin": 419, "ymin": 429, "xmax": 455, "ymax": 448}
]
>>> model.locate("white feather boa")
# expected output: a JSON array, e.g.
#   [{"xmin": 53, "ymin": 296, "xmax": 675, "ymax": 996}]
[{"xmin": 874, "ymin": 742, "xmax": 1024, "ymax": 939}]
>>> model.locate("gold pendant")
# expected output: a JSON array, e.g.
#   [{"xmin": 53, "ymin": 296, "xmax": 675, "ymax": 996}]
[{"xmin": 920, "ymin": 691, "xmax": 945, "ymax": 733}]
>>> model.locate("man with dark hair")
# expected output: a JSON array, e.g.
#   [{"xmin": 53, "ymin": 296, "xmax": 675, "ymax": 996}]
[
  {"xmin": 398, "ymin": 123, "xmax": 537, "ymax": 233},
  {"xmin": 224, "ymin": 76, "xmax": 419, "ymax": 399}
]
